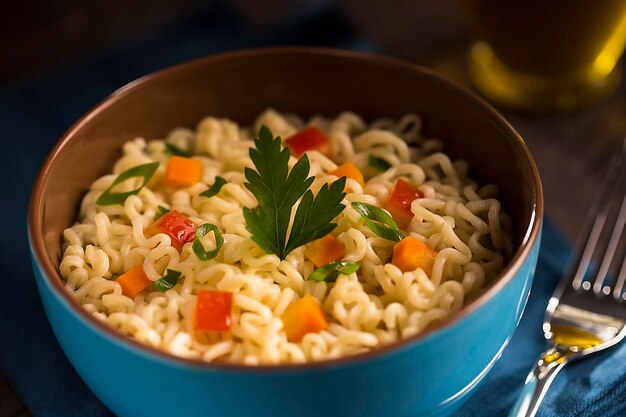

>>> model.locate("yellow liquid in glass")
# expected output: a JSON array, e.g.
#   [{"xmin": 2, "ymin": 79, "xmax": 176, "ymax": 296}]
[{"xmin": 463, "ymin": 0, "xmax": 626, "ymax": 111}]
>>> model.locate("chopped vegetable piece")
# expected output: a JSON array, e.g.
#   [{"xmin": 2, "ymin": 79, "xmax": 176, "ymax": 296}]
[
  {"xmin": 199, "ymin": 176, "xmax": 227, "ymax": 198},
  {"xmin": 392, "ymin": 236, "xmax": 437, "ymax": 275},
  {"xmin": 193, "ymin": 223, "xmax": 224, "ymax": 261},
  {"xmin": 164, "ymin": 156, "xmax": 202, "ymax": 188},
  {"xmin": 194, "ymin": 290, "xmax": 233, "ymax": 332},
  {"xmin": 351, "ymin": 202, "xmax": 405, "ymax": 242},
  {"xmin": 368, "ymin": 155, "xmax": 392, "ymax": 171},
  {"xmin": 243, "ymin": 126, "xmax": 346, "ymax": 260},
  {"xmin": 308, "ymin": 260, "xmax": 360, "ymax": 282},
  {"xmin": 164, "ymin": 142, "xmax": 191, "ymax": 157},
  {"xmin": 329, "ymin": 162, "xmax": 365, "ymax": 187},
  {"xmin": 153, "ymin": 269, "xmax": 182, "ymax": 292},
  {"xmin": 154, "ymin": 205, "xmax": 170, "ymax": 220},
  {"xmin": 285, "ymin": 126, "xmax": 331, "ymax": 157},
  {"xmin": 304, "ymin": 234, "xmax": 345, "ymax": 267},
  {"xmin": 116, "ymin": 265, "xmax": 153, "ymax": 298},
  {"xmin": 384, "ymin": 179, "xmax": 423, "ymax": 229},
  {"xmin": 281, "ymin": 294, "xmax": 328, "ymax": 342},
  {"xmin": 96, "ymin": 162, "xmax": 159, "ymax": 206},
  {"xmin": 154, "ymin": 210, "xmax": 197, "ymax": 251}
]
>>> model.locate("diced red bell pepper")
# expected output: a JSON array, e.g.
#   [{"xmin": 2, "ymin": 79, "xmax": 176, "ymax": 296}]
[
  {"xmin": 153, "ymin": 210, "xmax": 197, "ymax": 251},
  {"xmin": 285, "ymin": 126, "xmax": 331, "ymax": 157},
  {"xmin": 384, "ymin": 179, "xmax": 423, "ymax": 229},
  {"xmin": 194, "ymin": 290, "xmax": 233, "ymax": 332}
]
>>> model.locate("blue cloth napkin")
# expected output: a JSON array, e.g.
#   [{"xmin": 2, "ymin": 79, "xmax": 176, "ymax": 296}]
[
  {"xmin": 453, "ymin": 222, "xmax": 626, "ymax": 417},
  {"xmin": 1, "ymin": 3, "xmax": 624, "ymax": 417}
]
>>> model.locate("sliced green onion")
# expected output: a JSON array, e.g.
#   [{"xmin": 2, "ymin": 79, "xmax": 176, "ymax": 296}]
[
  {"xmin": 164, "ymin": 142, "xmax": 191, "ymax": 157},
  {"xmin": 96, "ymin": 162, "xmax": 159, "ymax": 206},
  {"xmin": 199, "ymin": 176, "xmax": 227, "ymax": 198},
  {"xmin": 154, "ymin": 205, "xmax": 170, "ymax": 220},
  {"xmin": 351, "ymin": 202, "xmax": 405, "ymax": 242},
  {"xmin": 308, "ymin": 260, "xmax": 360, "ymax": 282},
  {"xmin": 368, "ymin": 155, "xmax": 392, "ymax": 171},
  {"xmin": 154, "ymin": 269, "xmax": 182, "ymax": 292},
  {"xmin": 193, "ymin": 223, "xmax": 224, "ymax": 261}
]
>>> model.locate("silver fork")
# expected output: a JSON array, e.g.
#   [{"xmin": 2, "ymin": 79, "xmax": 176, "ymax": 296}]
[{"xmin": 509, "ymin": 138, "xmax": 626, "ymax": 417}]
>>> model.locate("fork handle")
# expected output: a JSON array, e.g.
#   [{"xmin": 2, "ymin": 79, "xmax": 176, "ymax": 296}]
[{"xmin": 507, "ymin": 351, "xmax": 569, "ymax": 417}]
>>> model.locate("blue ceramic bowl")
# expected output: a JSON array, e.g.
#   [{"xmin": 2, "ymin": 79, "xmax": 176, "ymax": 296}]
[{"xmin": 28, "ymin": 48, "xmax": 543, "ymax": 417}]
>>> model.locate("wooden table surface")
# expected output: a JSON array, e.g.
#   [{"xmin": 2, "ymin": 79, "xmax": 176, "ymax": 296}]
[{"xmin": 2, "ymin": 0, "xmax": 624, "ymax": 415}]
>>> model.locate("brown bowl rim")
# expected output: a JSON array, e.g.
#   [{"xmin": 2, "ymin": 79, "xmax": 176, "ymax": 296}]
[{"xmin": 28, "ymin": 46, "xmax": 544, "ymax": 373}]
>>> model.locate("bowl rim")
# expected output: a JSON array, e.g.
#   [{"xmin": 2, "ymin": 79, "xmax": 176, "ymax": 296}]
[{"xmin": 28, "ymin": 46, "xmax": 544, "ymax": 372}]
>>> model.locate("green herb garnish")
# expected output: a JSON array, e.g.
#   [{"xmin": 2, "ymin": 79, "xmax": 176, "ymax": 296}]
[
  {"xmin": 243, "ymin": 126, "xmax": 346, "ymax": 260},
  {"xmin": 199, "ymin": 176, "xmax": 227, "ymax": 198},
  {"xmin": 96, "ymin": 162, "xmax": 159, "ymax": 206},
  {"xmin": 193, "ymin": 223, "xmax": 224, "ymax": 261},
  {"xmin": 308, "ymin": 260, "xmax": 360, "ymax": 282},
  {"xmin": 164, "ymin": 142, "xmax": 191, "ymax": 157},
  {"xmin": 154, "ymin": 269, "xmax": 182, "ymax": 292},
  {"xmin": 368, "ymin": 155, "xmax": 392, "ymax": 171},
  {"xmin": 351, "ymin": 202, "xmax": 405, "ymax": 242},
  {"xmin": 154, "ymin": 205, "xmax": 170, "ymax": 220}
]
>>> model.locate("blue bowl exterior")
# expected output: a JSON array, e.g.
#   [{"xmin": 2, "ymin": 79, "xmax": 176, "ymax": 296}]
[{"xmin": 30, "ymin": 230, "xmax": 541, "ymax": 417}]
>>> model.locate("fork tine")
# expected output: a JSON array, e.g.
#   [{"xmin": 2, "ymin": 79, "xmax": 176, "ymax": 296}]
[
  {"xmin": 512, "ymin": 138, "xmax": 626, "ymax": 417},
  {"xmin": 571, "ymin": 197, "xmax": 611, "ymax": 290},
  {"xmin": 613, "ymin": 251, "xmax": 626, "ymax": 299},
  {"xmin": 592, "ymin": 178, "xmax": 626, "ymax": 294},
  {"xmin": 571, "ymin": 138, "xmax": 626, "ymax": 290}
]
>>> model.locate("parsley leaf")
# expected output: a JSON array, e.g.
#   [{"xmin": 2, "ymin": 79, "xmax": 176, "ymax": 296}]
[
  {"xmin": 284, "ymin": 177, "xmax": 346, "ymax": 255},
  {"xmin": 243, "ymin": 126, "xmax": 346, "ymax": 260}
]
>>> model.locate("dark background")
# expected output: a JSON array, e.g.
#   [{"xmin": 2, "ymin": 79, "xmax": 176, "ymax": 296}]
[
  {"xmin": 1, "ymin": 0, "xmax": 625, "ymax": 415},
  {"xmin": 0, "ymin": 0, "xmax": 466, "ymax": 85}
]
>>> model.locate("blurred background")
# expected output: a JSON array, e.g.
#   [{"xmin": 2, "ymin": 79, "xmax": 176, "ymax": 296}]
[
  {"xmin": 1, "ymin": 0, "xmax": 466, "ymax": 84},
  {"xmin": 1, "ymin": 0, "xmax": 625, "ymax": 415}
]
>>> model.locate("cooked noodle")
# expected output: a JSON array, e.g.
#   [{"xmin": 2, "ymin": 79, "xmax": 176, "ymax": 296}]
[{"xmin": 59, "ymin": 109, "xmax": 514, "ymax": 364}]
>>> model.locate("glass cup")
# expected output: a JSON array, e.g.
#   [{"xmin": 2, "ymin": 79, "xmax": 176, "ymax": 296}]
[{"xmin": 462, "ymin": 0, "xmax": 626, "ymax": 111}]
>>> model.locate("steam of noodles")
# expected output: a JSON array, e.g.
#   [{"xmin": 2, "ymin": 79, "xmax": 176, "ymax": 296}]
[{"xmin": 59, "ymin": 109, "xmax": 514, "ymax": 365}]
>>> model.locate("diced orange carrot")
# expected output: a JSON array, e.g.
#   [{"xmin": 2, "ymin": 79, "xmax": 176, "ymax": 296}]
[
  {"xmin": 164, "ymin": 156, "xmax": 202, "ymax": 188},
  {"xmin": 116, "ymin": 265, "xmax": 153, "ymax": 298},
  {"xmin": 392, "ymin": 236, "xmax": 438, "ymax": 275},
  {"xmin": 304, "ymin": 234, "xmax": 345, "ymax": 267},
  {"xmin": 384, "ymin": 179, "xmax": 423, "ymax": 229},
  {"xmin": 281, "ymin": 294, "xmax": 328, "ymax": 343},
  {"xmin": 285, "ymin": 127, "xmax": 331, "ymax": 157},
  {"xmin": 194, "ymin": 290, "xmax": 233, "ymax": 332},
  {"xmin": 329, "ymin": 162, "xmax": 365, "ymax": 187}
]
